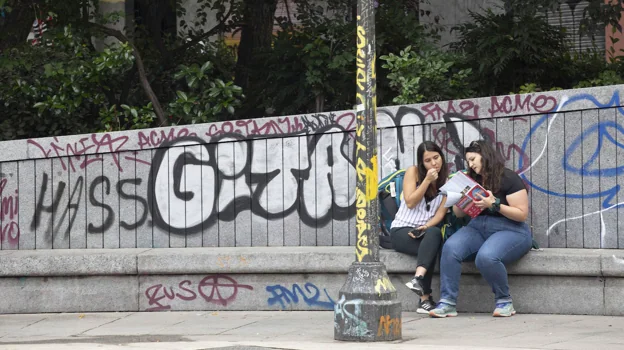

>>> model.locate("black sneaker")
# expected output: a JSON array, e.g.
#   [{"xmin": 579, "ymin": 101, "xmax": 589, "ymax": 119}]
[
  {"xmin": 405, "ymin": 276, "xmax": 424, "ymax": 296},
  {"xmin": 417, "ymin": 296, "xmax": 436, "ymax": 314}
]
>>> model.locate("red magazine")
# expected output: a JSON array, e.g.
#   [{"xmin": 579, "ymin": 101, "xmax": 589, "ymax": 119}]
[{"xmin": 440, "ymin": 171, "xmax": 489, "ymax": 218}]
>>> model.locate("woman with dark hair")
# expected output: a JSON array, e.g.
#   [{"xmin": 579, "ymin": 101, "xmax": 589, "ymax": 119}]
[
  {"xmin": 429, "ymin": 140, "xmax": 532, "ymax": 318},
  {"xmin": 390, "ymin": 141, "xmax": 449, "ymax": 314}
]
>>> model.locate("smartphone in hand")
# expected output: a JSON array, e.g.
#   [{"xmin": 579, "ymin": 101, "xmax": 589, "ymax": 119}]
[{"xmin": 409, "ymin": 228, "xmax": 426, "ymax": 239}]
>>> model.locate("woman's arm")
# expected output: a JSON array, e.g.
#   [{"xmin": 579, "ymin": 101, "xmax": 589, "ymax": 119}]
[
  {"xmin": 499, "ymin": 190, "xmax": 529, "ymax": 222},
  {"xmin": 426, "ymin": 196, "xmax": 448, "ymax": 228},
  {"xmin": 475, "ymin": 189, "xmax": 529, "ymax": 222},
  {"xmin": 414, "ymin": 197, "xmax": 448, "ymax": 231},
  {"xmin": 402, "ymin": 166, "xmax": 429, "ymax": 209}
]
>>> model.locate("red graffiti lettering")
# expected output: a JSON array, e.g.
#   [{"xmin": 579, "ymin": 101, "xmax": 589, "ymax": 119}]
[
  {"xmin": 221, "ymin": 122, "xmax": 234, "ymax": 133},
  {"xmin": 290, "ymin": 117, "xmax": 305, "ymax": 133},
  {"xmin": 197, "ymin": 275, "xmax": 253, "ymax": 306},
  {"xmin": 162, "ymin": 286, "xmax": 175, "ymax": 300},
  {"xmin": 64, "ymin": 137, "xmax": 96, "ymax": 172},
  {"xmin": 176, "ymin": 280, "xmax": 197, "ymax": 301},
  {"xmin": 205, "ymin": 117, "xmax": 309, "ymax": 138},
  {"xmin": 137, "ymin": 132, "xmax": 150, "ymax": 149},
  {"xmin": 0, "ymin": 179, "xmax": 18, "ymax": 221},
  {"xmin": 478, "ymin": 128, "xmax": 528, "ymax": 171},
  {"xmin": 433, "ymin": 128, "xmax": 458, "ymax": 156},
  {"xmin": 207, "ymin": 124, "xmax": 220, "ymax": 137},
  {"xmin": 91, "ymin": 133, "xmax": 129, "ymax": 172},
  {"xmin": 150, "ymin": 131, "xmax": 161, "ymax": 147},
  {"xmin": 458, "ymin": 101, "xmax": 479, "ymax": 119},
  {"xmin": 489, "ymin": 94, "xmax": 557, "ymax": 117},
  {"xmin": 0, "ymin": 179, "xmax": 19, "ymax": 247},
  {"xmin": 49, "ymin": 137, "xmax": 69, "ymax": 170},
  {"xmin": 422, "ymin": 100, "xmax": 479, "ymax": 121},
  {"xmin": 144, "ymin": 275, "xmax": 253, "ymax": 311},
  {"xmin": 137, "ymin": 128, "xmax": 197, "ymax": 149},
  {"xmin": 253, "ymin": 120, "xmax": 282, "ymax": 135},
  {"xmin": 532, "ymin": 95, "xmax": 558, "ymax": 113},
  {"xmin": 145, "ymin": 284, "xmax": 171, "ymax": 311},
  {"xmin": 1, "ymin": 222, "xmax": 19, "ymax": 247},
  {"xmin": 235, "ymin": 120, "xmax": 253, "ymax": 135},
  {"xmin": 336, "ymin": 112, "xmax": 356, "ymax": 131},
  {"xmin": 26, "ymin": 139, "xmax": 52, "ymax": 157},
  {"xmin": 26, "ymin": 134, "xmax": 131, "ymax": 172}
]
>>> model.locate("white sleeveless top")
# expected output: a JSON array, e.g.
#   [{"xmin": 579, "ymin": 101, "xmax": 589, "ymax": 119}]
[{"xmin": 390, "ymin": 193, "xmax": 444, "ymax": 229}]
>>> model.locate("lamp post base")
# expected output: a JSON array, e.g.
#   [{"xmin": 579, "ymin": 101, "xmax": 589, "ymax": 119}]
[{"xmin": 334, "ymin": 262, "xmax": 402, "ymax": 341}]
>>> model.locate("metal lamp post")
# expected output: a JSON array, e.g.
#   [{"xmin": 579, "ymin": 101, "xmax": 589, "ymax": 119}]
[{"xmin": 333, "ymin": 0, "xmax": 402, "ymax": 342}]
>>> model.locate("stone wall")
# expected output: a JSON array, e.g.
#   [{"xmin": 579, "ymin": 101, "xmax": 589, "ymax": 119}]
[
  {"xmin": 1, "ymin": 85, "xmax": 623, "ymax": 249},
  {"xmin": 1, "ymin": 247, "xmax": 622, "ymax": 314}
]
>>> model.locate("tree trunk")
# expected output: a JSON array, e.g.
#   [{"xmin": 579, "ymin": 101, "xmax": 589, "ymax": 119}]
[
  {"xmin": 234, "ymin": 0, "xmax": 278, "ymax": 94},
  {"xmin": 315, "ymin": 93, "xmax": 324, "ymax": 113},
  {"xmin": 89, "ymin": 23, "xmax": 168, "ymax": 126}
]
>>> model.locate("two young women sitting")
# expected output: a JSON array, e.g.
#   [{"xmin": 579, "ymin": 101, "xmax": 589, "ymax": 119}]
[{"xmin": 390, "ymin": 140, "xmax": 532, "ymax": 318}]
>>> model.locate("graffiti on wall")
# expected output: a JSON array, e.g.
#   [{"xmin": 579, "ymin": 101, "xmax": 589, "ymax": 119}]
[
  {"xmin": 141, "ymin": 276, "xmax": 338, "ymax": 312},
  {"xmin": 2, "ymin": 85, "xmax": 624, "ymax": 249},
  {"xmin": 266, "ymin": 282, "xmax": 336, "ymax": 310},
  {"xmin": 144, "ymin": 275, "xmax": 253, "ymax": 311},
  {"xmin": 517, "ymin": 92, "xmax": 624, "ymax": 248},
  {"xmin": 0, "ymin": 178, "xmax": 19, "ymax": 247}
]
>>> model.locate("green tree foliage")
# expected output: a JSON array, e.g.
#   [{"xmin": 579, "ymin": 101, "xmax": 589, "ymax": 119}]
[
  {"xmin": 3, "ymin": 0, "xmax": 624, "ymax": 141},
  {"xmin": 0, "ymin": 26, "xmax": 134, "ymax": 139},
  {"xmin": 0, "ymin": 0, "xmax": 242, "ymax": 140},
  {"xmin": 168, "ymin": 61, "xmax": 243, "ymax": 124},
  {"xmin": 380, "ymin": 46, "xmax": 473, "ymax": 104},
  {"xmin": 256, "ymin": 1, "xmax": 356, "ymax": 115},
  {"xmin": 255, "ymin": 0, "xmax": 444, "ymax": 115},
  {"xmin": 450, "ymin": 8, "xmax": 569, "ymax": 95}
]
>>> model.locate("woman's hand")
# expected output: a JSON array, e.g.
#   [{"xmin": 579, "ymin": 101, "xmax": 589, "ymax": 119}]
[
  {"xmin": 474, "ymin": 190, "xmax": 495, "ymax": 210},
  {"xmin": 407, "ymin": 225, "xmax": 428, "ymax": 238},
  {"xmin": 424, "ymin": 168, "xmax": 438, "ymax": 183},
  {"xmin": 403, "ymin": 166, "xmax": 428, "ymax": 209}
]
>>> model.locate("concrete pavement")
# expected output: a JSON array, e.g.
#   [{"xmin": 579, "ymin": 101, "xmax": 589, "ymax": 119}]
[{"xmin": 1, "ymin": 311, "xmax": 623, "ymax": 349}]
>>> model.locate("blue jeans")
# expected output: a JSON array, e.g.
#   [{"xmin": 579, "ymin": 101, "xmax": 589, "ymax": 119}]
[{"xmin": 439, "ymin": 215, "xmax": 532, "ymax": 306}]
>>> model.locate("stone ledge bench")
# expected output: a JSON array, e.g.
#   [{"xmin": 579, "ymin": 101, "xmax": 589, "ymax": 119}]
[{"xmin": 1, "ymin": 247, "xmax": 622, "ymax": 315}]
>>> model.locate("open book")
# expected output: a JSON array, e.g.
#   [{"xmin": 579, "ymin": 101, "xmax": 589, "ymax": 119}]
[{"xmin": 439, "ymin": 171, "xmax": 489, "ymax": 218}]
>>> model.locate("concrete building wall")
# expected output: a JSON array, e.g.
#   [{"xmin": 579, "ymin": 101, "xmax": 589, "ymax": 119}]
[
  {"xmin": 95, "ymin": 0, "xmax": 133, "ymax": 50},
  {"xmin": 420, "ymin": 0, "xmax": 503, "ymax": 47},
  {"xmin": 94, "ymin": 0, "xmax": 604, "ymax": 54},
  {"xmin": 420, "ymin": 0, "xmax": 604, "ymax": 51}
]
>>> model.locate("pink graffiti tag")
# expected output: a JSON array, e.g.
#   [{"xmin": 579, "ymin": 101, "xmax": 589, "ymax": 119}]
[
  {"xmin": 336, "ymin": 112, "xmax": 356, "ymax": 131},
  {"xmin": 137, "ymin": 127, "xmax": 197, "ymax": 149},
  {"xmin": 422, "ymin": 100, "xmax": 479, "ymax": 121},
  {"xmin": 0, "ymin": 179, "xmax": 19, "ymax": 247},
  {"xmin": 433, "ymin": 128, "xmax": 458, "ymax": 156},
  {"xmin": 144, "ymin": 275, "xmax": 253, "ymax": 311},
  {"xmin": 489, "ymin": 94, "xmax": 557, "ymax": 117},
  {"xmin": 197, "ymin": 275, "xmax": 253, "ymax": 306},
  {"xmin": 91, "ymin": 133, "xmax": 129, "ymax": 172},
  {"xmin": 27, "ymin": 133, "xmax": 129, "ymax": 172},
  {"xmin": 205, "ymin": 117, "xmax": 308, "ymax": 138},
  {"xmin": 480, "ymin": 127, "xmax": 530, "ymax": 172}
]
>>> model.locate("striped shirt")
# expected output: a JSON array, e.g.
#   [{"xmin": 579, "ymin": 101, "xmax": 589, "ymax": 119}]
[{"xmin": 391, "ymin": 193, "xmax": 444, "ymax": 229}]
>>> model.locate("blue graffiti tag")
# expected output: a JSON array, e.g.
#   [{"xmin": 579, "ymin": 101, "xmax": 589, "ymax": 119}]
[
  {"xmin": 563, "ymin": 121, "xmax": 624, "ymax": 177},
  {"xmin": 266, "ymin": 282, "xmax": 336, "ymax": 310},
  {"xmin": 519, "ymin": 91, "xmax": 624, "ymax": 208}
]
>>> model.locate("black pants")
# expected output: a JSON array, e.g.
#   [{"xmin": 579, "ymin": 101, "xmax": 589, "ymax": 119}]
[{"xmin": 390, "ymin": 226, "xmax": 443, "ymax": 295}]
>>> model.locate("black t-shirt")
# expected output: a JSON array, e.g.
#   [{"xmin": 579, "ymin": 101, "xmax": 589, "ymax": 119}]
[{"xmin": 474, "ymin": 168, "xmax": 527, "ymax": 218}]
